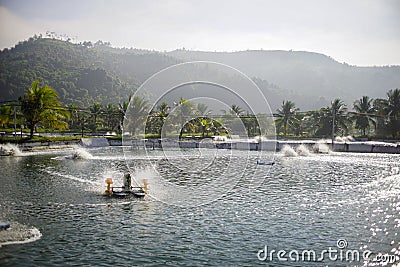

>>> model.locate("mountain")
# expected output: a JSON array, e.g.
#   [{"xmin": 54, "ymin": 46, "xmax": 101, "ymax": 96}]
[
  {"xmin": 1, "ymin": 37, "xmax": 399, "ymax": 111},
  {"xmin": 167, "ymin": 49, "xmax": 400, "ymax": 110},
  {"xmin": 0, "ymin": 37, "xmax": 178, "ymax": 106}
]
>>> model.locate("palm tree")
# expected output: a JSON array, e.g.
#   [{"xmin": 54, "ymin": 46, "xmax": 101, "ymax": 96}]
[
  {"xmin": 353, "ymin": 96, "xmax": 376, "ymax": 136},
  {"xmin": 118, "ymin": 96, "xmax": 131, "ymax": 132},
  {"xmin": 301, "ymin": 110, "xmax": 321, "ymax": 136},
  {"xmin": 373, "ymin": 98, "xmax": 388, "ymax": 136},
  {"xmin": 198, "ymin": 118, "xmax": 212, "ymax": 137},
  {"xmin": 19, "ymin": 80, "xmax": 70, "ymax": 138},
  {"xmin": 241, "ymin": 113, "xmax": 260, "ymax": 137},
  {"xmin": 196, "ymin": 103, "xmax": 208, "ymax": 116},
  {"xmin": 331, "ymin": 98, "xmax": 350, "ymax": 136},
  {"xmin": 290, "ymin": 113, "xmax": 304, "ymax": 136},
  {"xmin": 89, "ymin": 102, "xmax": 102, "ymax": 132},
  {"xmin": 104, "ymin": 103, "xmax": 118, "ymax": 131},
  {"xmin": 173, "ymin": 97, "xmax": 195, "ymax": 139},
  {"xmin": 67, "ymin": 104, "xmax": 80, "ymax": 130},
  {"xmin": 314, "ymin": 107, "xmax": 332, "ymax": 136},
  {"xmin": 385, "ymin": 88, "xmax": 400, "ymax": 137},
  {"xmin": 194, "ymin": 103, "xmax": 212, "ymax": 138},
  {"xmin": 211, "ymin": 119, "xmax": 224, "ymax": 136},
  {"xmin": 155, "ymin": 102, "xmax": 170, "ymax": 135},
  {"xmin": 275, "ymin": 100, "xmax": 299, "ymax": 137},
  {"xmin": 125, "ymin": 96, "xmax": 149, "ymax": 136},
  {"xmin": 230, "ymin": 105, "xmax": 243, "ymax": 116}
]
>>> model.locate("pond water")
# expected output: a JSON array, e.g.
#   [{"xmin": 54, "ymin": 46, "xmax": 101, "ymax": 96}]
[{"xmin": 0, "ymin": 146, "xmax": 399, "ymax": 266}]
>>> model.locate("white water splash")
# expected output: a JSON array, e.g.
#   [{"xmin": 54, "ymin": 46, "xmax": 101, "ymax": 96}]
[
  {"xmin": 313, "ymin": 139, "xmax": 330, "ymax": 154},
  {"xmin": 335, "ymin": 135, "xmax": 355, "ymax": 142},
  {"xmin": 0, "ymin": 222, "xmax": 42, "ymax": 248},
  {"xmin": 44, "ymin": 169, "xmax": 101, "ymax": 185},
  {"xmin": 296, "ymin": 144, "xmax": 310, "ymax": 156},
  {"xmin": 363, "ymin": 173, "xmax": 400, "ymax": 201},
  {"xmin": 70, "ymin": 147, "xmax": 93, "ymax": 159},
  {"xmin": 281, "ymin": 145, "xmax": 298, "ymax": 157},
  {"xmin": 53, "ymin": 147, "xmax": 94, "ymax": 160},
  {"xmin": 0, "ymin": 143, "xmax": 22, "ymax": 156}
]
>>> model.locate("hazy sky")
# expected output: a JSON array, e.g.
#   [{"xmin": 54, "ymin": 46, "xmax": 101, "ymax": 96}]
[{"xmin": 0, "ymin": 0, "xmax": 399, "ymax": 66}]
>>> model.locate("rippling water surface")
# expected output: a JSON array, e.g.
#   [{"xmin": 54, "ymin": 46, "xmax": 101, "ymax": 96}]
[{"xmin": 0, "ymin": 146, "xmax": 399, "ymax": 266}]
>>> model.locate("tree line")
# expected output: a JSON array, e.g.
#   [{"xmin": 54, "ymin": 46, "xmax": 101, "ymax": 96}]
[
  {"xmin": 0, "ymin": 81, "xmax": 399, "ymax": 139},
  {"xmin": 275, "ymin": 89, "xmax": 400, "ymax": 138}
]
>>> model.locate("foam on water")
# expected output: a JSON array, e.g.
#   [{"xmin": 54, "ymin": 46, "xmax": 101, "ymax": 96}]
[
  {"xmin": 44, "ymin": 168, "xmax": 101, "ymax": 185},
  {"xmin": 296, "ymin": 144, "xmax": 310, "ymax": 156},
  {"xmin": 1, "ymin": 145, "xmax": 400, "ymax": 265},
  {"xmin": 0, "ymin": 221, "xmax": 42, "ymax": 248},
  {"xmin": 313, "ymin": 139, "xmax": 330, "ymax": 153},
  {"xmin": 52, "ymin": 147, "xmax": 94, "ymax": 160},
  {"xmin": 132, "ymin": 167, "xmax": 157, "ymax": 187},
  {"xmin": 281, "ymin": 144, "xmax": 298, "ymax": 157},
  {"xmin": 70, "ymin": 147, "xmax": 94, "ymax": 159},
  {"xmin": 364, "ymin": 173, "xmax": 400, "ymax": 201},
  {"xmin": 98, "ymin": 169, "xmax": 125, "ymax": 188},
  {"xmin": 335, "ymin": 136, "xmax": 344, "ymax": 142},
  {"xmin": 0, "ymin": 143, "xmax": 22, "ymax": 156}
]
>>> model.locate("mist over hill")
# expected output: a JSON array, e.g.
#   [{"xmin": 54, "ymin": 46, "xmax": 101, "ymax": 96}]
[
  {"xmin": 168, "ymin": 49, "xmax": 400, "ymax": 110},
  {"xmin": 1, "ymin": 37, "xmax": 399, "ymax": 111}
]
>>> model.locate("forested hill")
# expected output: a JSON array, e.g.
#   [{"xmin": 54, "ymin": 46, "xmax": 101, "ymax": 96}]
[
  {"xmin": 168, "ymin": 49, "xmax": 400, "ymax": 109},
  {"xmin": 0, "ymin": 37, "xmax": 178, "ymax": 106},
  {"xmin": 1, "ymin": 37, "xmax": 399, "ymax": 110}
]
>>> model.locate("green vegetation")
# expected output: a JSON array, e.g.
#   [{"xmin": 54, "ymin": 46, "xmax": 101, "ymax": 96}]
[
  {"xmin": 2, "ymin": 36, "xmax": 400, "ymax": 113},
  {"xmin": 353, "ymin": 96, "xmax": 375, "ymax": 136},
  {"xmin": 1, "ymin": 82, "xmax": 399, "ymax": 142},
  {"xmin": 1, "ymin": 37, "xmax": 399, "ymax": 142},
  {"xmin": 19, "ymin": 80, "xmax": 70, "ymax": 137},
  {"xmin": 275, "ymin": 100, "xmax": 299, "ymax": 137},
  {"xmin": 0, "ymin": 36, "xmax": 177, "ymax": 106},
  {"xmin": 274, "ymin": 89, "xmax": 400, "ymax": 139}
]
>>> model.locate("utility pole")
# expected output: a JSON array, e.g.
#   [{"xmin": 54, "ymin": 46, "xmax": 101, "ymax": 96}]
[
  {"xmin": 331, "ymin": 107, "xmax": 335, "ymax": 149},
  {"xmin": 13, "ymin": 106, "xmax": 16, "ymax": 139}
]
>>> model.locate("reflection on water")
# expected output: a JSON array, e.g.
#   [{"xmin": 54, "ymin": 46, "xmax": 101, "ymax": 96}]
[{"xmin": 0, "ymin": 147, "xmax": 399, "ymax": 266}]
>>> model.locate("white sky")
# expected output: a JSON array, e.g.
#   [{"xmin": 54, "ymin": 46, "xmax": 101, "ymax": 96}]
[{"xmin": 0, "ymin": 0, "xmax": 399, "ymax": 66}]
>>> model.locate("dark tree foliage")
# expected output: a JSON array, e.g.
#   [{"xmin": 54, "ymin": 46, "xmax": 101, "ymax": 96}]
[{"xmin": 0, "ymin": 37, "xmax": 178, "ymax": 106}]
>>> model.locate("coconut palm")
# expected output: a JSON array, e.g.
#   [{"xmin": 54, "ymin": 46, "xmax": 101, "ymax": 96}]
[
  {"xmin": 196, "ymin": 103, "xmax": 210, "ymax": 116},
  {"xmin": 154, "ymin": 102, "xmax": 170, "ymax": 135},
  {"xmin": 104, "ymin": 103, "xmax": 119, "ymax": 131},
  {"xmin": 275, "ymin": 100, "xmax": 299, "ymax": 137},
  {"xmin": 241, "ymin": 113, "xmax": 260, "ymax": 137},
  {"xmin": 145, "ymin": 102, "xmax": 171, "ymax": 136},
  {"xmin": 125, "ymin": 96, "xmax": 149, "ymax": 136},
  {"xmin": 198, "ymin": 118, "xmax": 212, "ymax": 137},
  {"xmin": 173, "ymin": 97, "xmax": 195, "ymax": 139},
  {"xmin": 67, "ymin": 104, "xmax": 79, "ymax": 130},
  {"xmin": 353, "ymin": 96, "xmax": 376, "ymax": 136},
  {"xmin": 385, "ymin": 88, "xmax": 400, "ymax": 137},
  {"xmin": 89, "ymin": 102, "xmax": 102, "ymax": 132},
  {"xmin": 230, "ymin": 105, "xmax": 243, "ymax": 116},
  {"xmin": 19, "ymin": 80, "xmax": 70, "ymax": 138},
  {"xmin": 373, "ymin": 98, "xmax": 388, "ymax": 136},
  {"xmin": 301, "ymin": 110, "xmax": 321, "ymax": 136},
  {"xmin": 211, "ymin": 119, "xmax": 224, "ymax": 136},
  {"xmin": 118, "ymin": 96, "xmax": 131, "ymax": 132},
  {"xmin": 194, "ymin": 103, "xmax": 212, "ymax": 137},
  {"xmin": 331, "ymin": 98, "xmax": 350, "ymax": 135}
]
